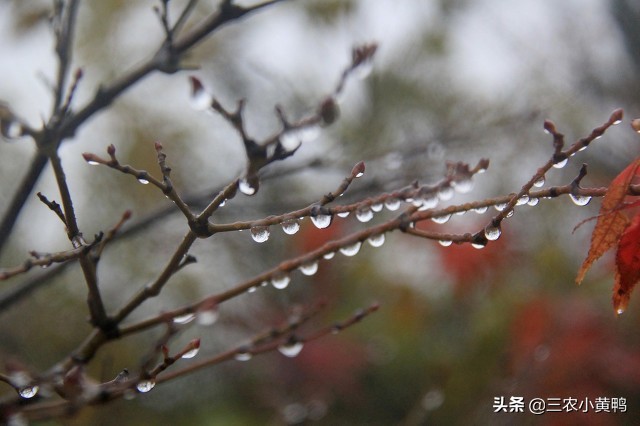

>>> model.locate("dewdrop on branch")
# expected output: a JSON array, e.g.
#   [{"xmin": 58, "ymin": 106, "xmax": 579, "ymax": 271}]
[
  {"xmin": 136, "ymin": 380, "xmax": 156, "ymax": 393},
  {"xmin": 484, "ymin": 224, "xmax": 501, "ymax": 241},
  {"xmin": 271, "ymin": 272, "xmax": 291, "ymax": 290},
  {"xmin": 367, "ymin": 233, "xmax": 385, "ymax": 248},
  {"xmin": 310, "ymin": 213, "xmax": 332, "ymax": 229},
  {"xmin": 278, "ymin": 337, "xmax": 304, "ymax": 358},
  {"xmin": 281, "ymin": 219, "xmax": 300, "ymax": 235},
  {"xmin": 570, "ymin": 193, "xmax": 592, "ymax": 206},
  {"xmin": 351, "ymin": 161, "xmax": 366, "ymax": 178},
  {"xmin": 173, "ymin": 313, "xmax": 196, "ymax": 324},
  {"xmin": 609, "ymin": 108, "xmax": 623, "ymax": 125},
  {"xmin": 356, "ymin": 208, "xmax": 374, "ymax": 223},
  {"xmin": 250, "ymin": 225, "xmax": 270, "ymax": 243},
  {"xmin": 340, "ymin": 241, "xmax": 362, "ymax": 257},
  {"xmin": 299, "ymin": 261, "xmax": 319, "ymax": 276},
  {"xmin": 18, "ymin": 385, "xmax": 39, "ymax": 399},
  {"xmin": 181, "ymin": 339, "xmax": 201, "ymax": 359},
  {"xmin": 189, "ymin": 76, "xmax": 213, "ymax": 110},
  {"xmin": 239, "ymin": 177, "xmax": 258, "ymax": 196}
]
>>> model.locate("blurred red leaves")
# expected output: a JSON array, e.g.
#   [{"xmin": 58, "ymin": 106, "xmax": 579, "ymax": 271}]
[
  {"xmin": 576, "ymin": 158, "xmax": 640, "ymax": 314},
  {"xmin": 508, "ymin": 297, "xmax": 640, "ymax": 424}
]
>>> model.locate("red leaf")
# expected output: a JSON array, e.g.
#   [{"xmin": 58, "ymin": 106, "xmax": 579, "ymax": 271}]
[
  {"xmin": 576, "ymin": 158, "xmax": 640, "ymax": 285},
  {"xmin": 614, "ymin": 213, "xmax": 640, "ymax": 314}
]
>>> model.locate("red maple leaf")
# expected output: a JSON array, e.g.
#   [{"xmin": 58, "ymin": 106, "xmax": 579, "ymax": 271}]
[{"xmin": 576, "ymin": 158, "xmax": 640, "ymax": 314}]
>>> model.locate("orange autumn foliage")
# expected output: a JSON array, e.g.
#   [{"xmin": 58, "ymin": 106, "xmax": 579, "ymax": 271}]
[{"xmin": 576, "ymin": 158, "xmax": 640, "ymax": 314}]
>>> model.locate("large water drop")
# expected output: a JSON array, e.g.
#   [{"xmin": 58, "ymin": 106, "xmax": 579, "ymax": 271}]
[
  {"xmin": 278, "ymin": 340, "xmax": 304, "ymax": 358},
  {"xmin": 310, "ymin": 214, "xmax": 332, "ymax": 229},
  {"xmin": 569, "ymin": 194, "xmax": 591, "ymax": 206},
  {"xmin": 173, "ymin": 313, "xmax": 196, "ymax": 324},
  {"xmin": 299, "ymin": 261, "xmax": 319, "ymax": 276},
  {"xmin": 356, "ymin": 208, "xmax": 374, "ymax": 223},
  {"xmin": 234, "ymin": 351, "xmax": 252, "ymax": 361},
  {"xmin": 239, "ymin": 179, "xmax": 257, "ymax": 196},
  {"xmin": 552, "ymin": 158, "xmax": 568, "ymax": 169},
  {"xmin": 384, "ymin": 198, "xmax": 401, "ymax": 211},
  {"xmin": 271, "ymin": 273, "xmax": 291, "ymax": 290},
  {"xmin": 438, "ymin": 187, "xmax": 454, "ymax": 201},
  {"xmin": 18, "ymin": 386, "xmax": 39, "ymax": 399},
  {"xmin": 453, "ymin": 178, "xmax": 474, "ymax": 194},
  {"xmin": 250, "ymin": 226, "xmax": 270, "ymax": 243},
  {"xmin": 340, "ymin": 241, "xmax": 362, "ymax": 257},
  {"xmin": 281, "ymin": 220, "xmax": 300, "ymax": 235},
  {"xmin": 367, "ymin": 234, "xmax": 385, "ymax": 248},
  {"xmin": 484, "ymin": 224, "xmax": 501, "ymax": 241},
  {"xmin": 181, "ymin": 347, "xmax": 200, "ymax": 359},
  {"xmin": 431, "ymin": 214, "xmax": 451, "ymax": 224},
  {"xmin": 136, "ymin": 380, "xmax": 156, "ymax": 393}
]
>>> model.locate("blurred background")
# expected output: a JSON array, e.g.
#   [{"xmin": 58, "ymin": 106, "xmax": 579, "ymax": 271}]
[{"xmin": 2, "ymin": 0, "xmax": 640, "ymax": 424}]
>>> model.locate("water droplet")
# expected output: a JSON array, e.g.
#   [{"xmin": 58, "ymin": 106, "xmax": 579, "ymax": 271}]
[
  {"xmin": 337, "ymin": 211, "xmax": 350, "ymax": 218},
  {"xmin": 278, "ymin": 340, "xmax": 304, "ymax": 357},
  {"xmin": 506, "ymin": 209, "xmax": 514, "ymax": 218},
  {"xmin": 340, "ymin": 241, "xmax": 362, "ymax": 257},
  {"xmin": 484, "ymin": 224, "xmax": 501, "ymax": 241},
  {"xmin": 280, "ymin": 130, "xmax": 302, "ymax": 151},
  {"xmin": 239, "ymin": 179, "xmax": 257, "ymax": 196},
  {"xmin": 182, "ymin": 347, "xmax": 200, "ymax": 359},
  {"xmin": 553, "ymin": 158, "xmax": 568, "ymax": 169},
  {"xmin": 516, "ymin": 195, "xmax": 529, "ymax": 205},
  {"xmin": 4, "ymin": 121, "xmax": 23, "ymax": 139},
  {"xmin": 616, "ymin": 308, "xmax": 625, "ymax": 315},
  {"xmin": 418, "ymin": 195, "xmax": 438, "ymax": 210},
  {"xmin": 219, "ymin": 199, "xmax": 226, "ymax": 207},
  {"xmin": 452, "ymin": 178, "xmax": 474, "ymax": 194},
  {"xmin": 438, "ymin": 240, "xmax": 452, "ymax": 247},
  {"xmin": 455, "ymin": 210, "xmax": 466, "ymax": 216},
  {"xmin": 281, "ymin": 219, "xmax": 300, "ymax": 235},
  {"xmin": 494, "ymin": 203, "xmax": 507, "ymax": 212},
  {"xmin": 355, "ymin": 208, "xmax": 374, "ymax": 223},
  {"xmin": 570, "ymin": 194, "xmax": 592, "ymax": 206},
  {"xmin": 18, "ymin": 385, "xmax": 39, "ymax": 399},
  {"xmin": 137, "ymin": 178, "xmax": 149, "ymax": 185},
  {"xmin": 437, "ymin": 186, "xmax": 454, "ymax": 201},
  {"xmin": 190, "ymin": 86, "xmax": 212, "ymax": 110},
  {"xmin": 473, "ymin": 206, "xmax": 488, "ymax": 214},
  {"xmin": 248, "ymin": 286, "xmax": 257, "ymax": 293},
  {"xmin": 310, "ymin": 214, "xmax": 332, "ymax": 229},
  {"xmin": 197, "ymin": 308, "xmax": 219, "ymax": 326},
  {"xmin": 250, "ymin": 226, "xmax": 270, "ymax": 243},
  {"xmin": 355, "ymin": 170, "xmax": 364, "ymax": 178},
  {"xmin": 371, "ymin": 203, "xmax": 383, "ymax": 213},
  {"xmin": 431, "ymin": 214, "xmax": 451, "ymax": 224},
  {"xmin": 136, "ymin": 380, "xmax": 156, "ymax": 393},
  {"xmin": 87, "ymin": 160, "xmax": 100, "ymax": 166},
  {"xmin": 271, "ymin": 273, "xmax": 291, "ymax": 289},
  {"xmin": 471, "ymin": 242, "xmax": 486, "ymax": 249},
  {"xmin": 299, "ymin": 261, "xmax": 319, "ymax": 276},
  {"xmin": 234, "ymin": 351, "xmax": 252, "ymax": 361},
  {"xmin": 323, "ymin": 252, "xmax": 335, "ymax": 260},
  {"xmin": 302, "ymin": 125, "xmax": 321, "ymax": 142},
  {"xmin": 173, "ymin": 313, "xmax": 196, "ymax": 324},
  {"xmin": 384, "ymin": 198, "xmax": 401, "ymax": 211},
  {"xmin": 367, "ymin": 233, "xmax": 385, "ymax": 247},
  {"xmin": 533, "ymin": 176, "xmax": 545, "ymax": 188},
  {"xmin": 527, "ymin": 197, "xmax": 540, "ymax": 206}
]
